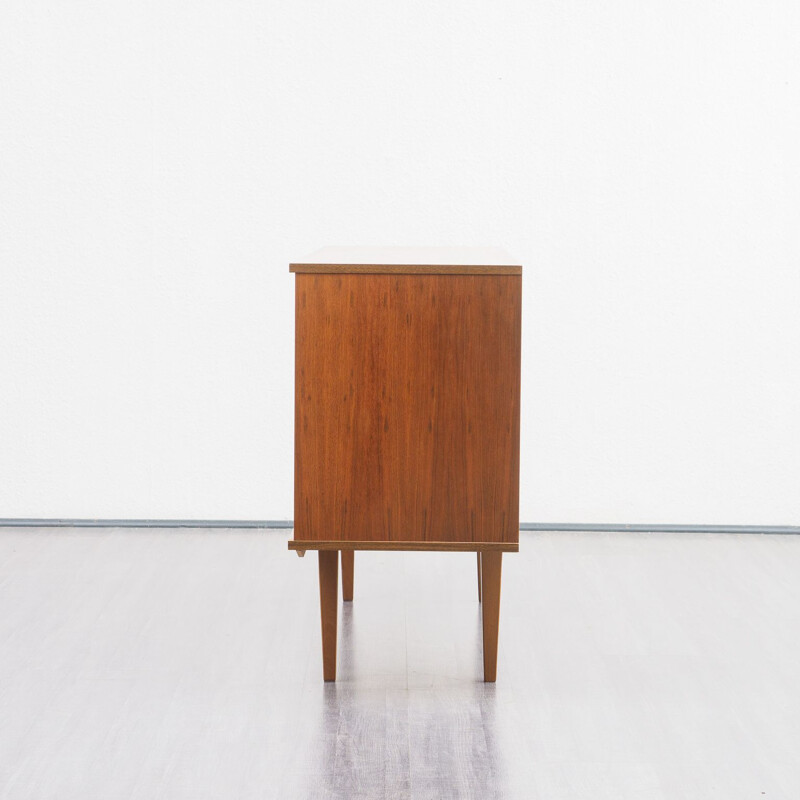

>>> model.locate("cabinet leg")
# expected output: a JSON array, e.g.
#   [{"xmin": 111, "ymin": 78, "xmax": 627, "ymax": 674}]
[
  {"xmin": 318, "ymin": 550, "xmax": 338, "ymax": 681},
  {"xmin": 480, "ymin": 552, "xmax": 502, "ymax": 682},
  {"xmin": 341, "ymin": 550, "xmax": 354, "ymax": 601},
  {"xmin": 477, "ymin": 552, "xmax": 482, "ymax": 602}
]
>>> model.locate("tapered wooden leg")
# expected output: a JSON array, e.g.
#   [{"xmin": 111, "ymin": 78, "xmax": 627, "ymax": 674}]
[
  {"xmin": 318, "ymin": 550, "xmax": 338, "ymax": 681},
  {"xmin": 477, "ymin": 552, "xmax": 482, "ymax": 602},
  {"xmin": 480, "ymin": 552, "xmax": 502, "ymax": 682},
  {"xmin": 341, "ymin": 550, "xmax": 354, "ymax": 601}
]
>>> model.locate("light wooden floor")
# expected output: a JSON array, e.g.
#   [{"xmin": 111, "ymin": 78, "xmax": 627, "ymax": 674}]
[{"xmin": 1, "ymin": 528, "xmax": 799, "ymax": 799}]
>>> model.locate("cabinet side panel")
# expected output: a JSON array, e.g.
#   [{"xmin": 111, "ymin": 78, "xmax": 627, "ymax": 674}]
[{"xmin": 294, "ymin": 274, "xmax": 520, "ymax": 544}]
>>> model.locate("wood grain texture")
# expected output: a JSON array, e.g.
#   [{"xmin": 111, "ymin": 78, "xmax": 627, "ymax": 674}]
[
  {"xmin": 480, "ymin": 552, "xmax": 502, "ymax": 682},
  {"xmin": 341, "ymin": 550, "xmax": 354, "ymax": 601},
  {"xmin": 318, "ymin": 550, "xmax": 338, "ymax": 681},
  {"xmin": 289, "ymin": 540, "xmax": 518, "ymax": 552},
  {"xmin": 294, "ymin": 273, "xmax": 521, "ymax": 547}
]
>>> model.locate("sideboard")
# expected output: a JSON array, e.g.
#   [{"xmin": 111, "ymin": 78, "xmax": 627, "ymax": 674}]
[{"xmin": 289, "ymin": 247, "xmax": 522, "ymax": 681}]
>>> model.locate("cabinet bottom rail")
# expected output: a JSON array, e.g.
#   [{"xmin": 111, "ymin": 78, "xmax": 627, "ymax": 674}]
[{"xmin": 289, "ymin": 539, "xmax": 517, "ymax": 553}]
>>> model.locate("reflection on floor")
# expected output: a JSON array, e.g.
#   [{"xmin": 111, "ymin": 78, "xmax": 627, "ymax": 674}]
[{"xmin": 1, "ymin": 528, "xmax": 799, "ymax": 799}]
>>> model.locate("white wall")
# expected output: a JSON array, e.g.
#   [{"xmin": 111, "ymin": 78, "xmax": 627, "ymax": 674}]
[{"xmin": 1, "ymin": 1, "xmax": 798, "ymax": 524}]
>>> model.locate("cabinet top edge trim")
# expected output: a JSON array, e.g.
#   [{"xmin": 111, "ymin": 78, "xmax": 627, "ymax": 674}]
[{"xmin": 290, "ymin": 264, "xmax": 522, "ymax": 275}]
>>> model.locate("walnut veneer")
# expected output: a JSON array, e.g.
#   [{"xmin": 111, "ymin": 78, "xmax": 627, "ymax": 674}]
[{"xmin": 289, "ymin": 247, "xmax": 522, "ymax": 681}]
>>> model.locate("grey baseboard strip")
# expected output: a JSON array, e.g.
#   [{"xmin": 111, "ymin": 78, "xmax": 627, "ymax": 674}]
[
  {"xmin": 0, "ymin": 519, "xmax": 292, "ymax": 529},
  {"xmin": 0, "ymin": 519, "xmax": 797, "ymax": 534},
  {"xmin": 519, "ymin": 523, "xmax": 800, "ymax": 534}
]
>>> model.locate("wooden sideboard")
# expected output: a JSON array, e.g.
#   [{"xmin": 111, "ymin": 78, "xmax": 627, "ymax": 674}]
[{"xmin": 289, "ymin": 247, "xmax": 522, "ymax": 681}]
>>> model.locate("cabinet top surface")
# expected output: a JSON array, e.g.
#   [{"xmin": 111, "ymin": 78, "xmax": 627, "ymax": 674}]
[{"xmin": 290, "ymin": 246, "xmax": 521, "ymax": 274}]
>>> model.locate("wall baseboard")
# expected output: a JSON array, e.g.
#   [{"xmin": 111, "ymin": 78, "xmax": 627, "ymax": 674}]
[
  {"xmin": 0, "ymin": 519, "xmax": 797, "ymax": 534},
  {"xmin": 519, "ymin": 522, "xmax": 800, "ymax": 534},
  {"xmin": 0, "ymin": 518, "xmax": 292, "ymax": 528}
]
